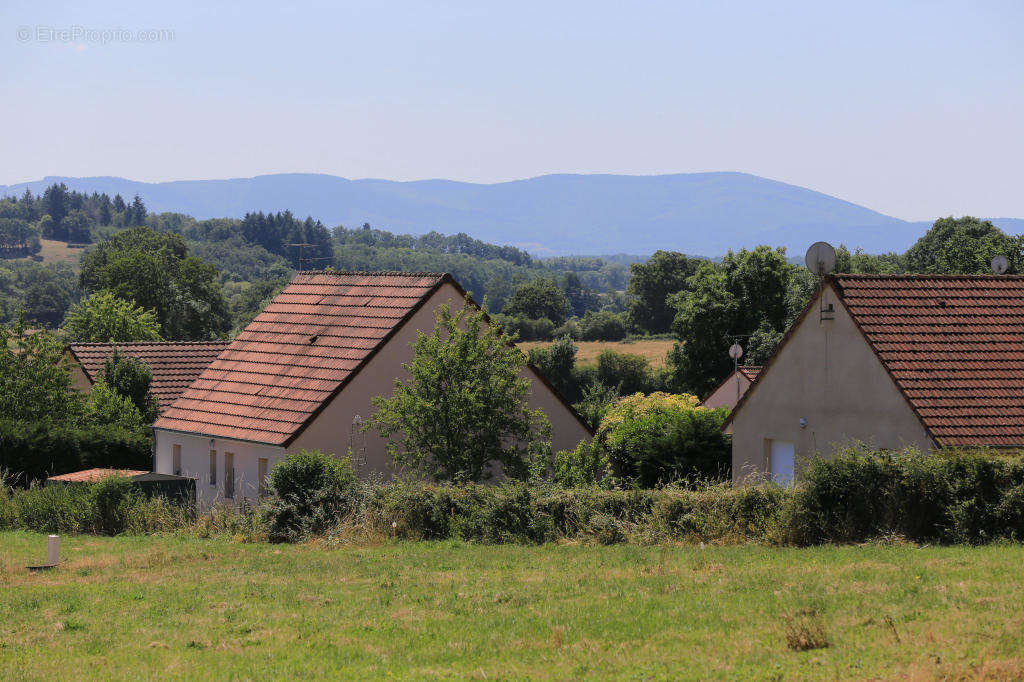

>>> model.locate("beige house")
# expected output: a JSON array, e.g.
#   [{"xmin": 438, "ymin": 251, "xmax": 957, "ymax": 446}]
[
  {"xmin": 152, "ymin": 271, "xmax": 592, "ymax": 507},
  {"xmin": 727, "ymin": 274, "xmax": 1024, "ymax": 484},
  {"xmin": 703, "ymin": 365, "xmax": 761, "ymax": 411}
]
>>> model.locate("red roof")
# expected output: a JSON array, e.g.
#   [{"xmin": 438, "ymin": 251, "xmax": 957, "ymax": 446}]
[
  {"xmin": 68, "ymin": 341, "xmax": 230, "ymax": 407},
  {"xmin": 835, "ymin": 274, "xmax": 1024, "ymax": 448},
  {"xmin": 153, "ymin": 271, "xmax": 450, "ymax": 444},
  {"xmin": 737, "ymin": 366, "xmax": 762, "ymax": 382},
  {"xmin": 48, "ymin": 468, "xmax": 148, "ymax": 483}
]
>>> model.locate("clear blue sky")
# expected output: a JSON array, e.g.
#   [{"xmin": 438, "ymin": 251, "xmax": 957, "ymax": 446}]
[{"xmin": 2, "ymin": 0, "xmax": 1022, "ymax": 220}]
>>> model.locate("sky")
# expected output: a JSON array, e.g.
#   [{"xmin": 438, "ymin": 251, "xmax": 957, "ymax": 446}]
[{"xmin": 2, "ymin": 0, "xmax": 1022, "ymax": 220}]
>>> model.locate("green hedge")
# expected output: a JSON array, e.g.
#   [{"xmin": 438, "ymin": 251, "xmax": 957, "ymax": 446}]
[
  {"xmin": 0, "ymin": 476, "xmax": 190, "ymax": 535},
  {"xmin": 0, "ymin": 420, "xmax": 152, "ymax": 484},
  {"xmin": 780, "ymin": 449, "xmax": 1024, "ymax": 545}
]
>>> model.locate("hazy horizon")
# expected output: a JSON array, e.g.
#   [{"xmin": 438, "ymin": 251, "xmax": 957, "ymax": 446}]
[{"xmin": 4, "ymin": 0, "xmax": 1023, "ymax": 222}]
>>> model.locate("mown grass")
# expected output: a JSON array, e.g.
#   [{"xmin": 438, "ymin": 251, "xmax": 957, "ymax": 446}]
[{"xmin": 3, "ymin": 532, "xmax": 1024, "ymax": 679}]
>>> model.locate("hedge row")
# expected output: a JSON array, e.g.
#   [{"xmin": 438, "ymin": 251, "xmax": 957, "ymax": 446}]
[{"xmin": 0, "ymin": 420, "xmax": 152, "ymax": 484}]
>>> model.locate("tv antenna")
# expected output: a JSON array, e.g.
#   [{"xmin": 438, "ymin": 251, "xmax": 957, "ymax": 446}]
[
  {"xmin": 285, "ymin": 243, "xmax": 332, "ymax": 271},
  {"xmin": 991, "ymin": 255, "xmax": 1009, "ymax": 275},
  {"xmin": 728, "ymin": 343, "xmax": 744, "ymax": 404},
  {"xmin": 805, "ymin": 241, "xmax": 837, "ymax": 276}
]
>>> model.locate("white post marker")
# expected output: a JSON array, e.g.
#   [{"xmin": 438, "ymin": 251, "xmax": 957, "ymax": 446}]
[{"xmin": 46, "ymin": 535, "xmax": 59, "ymax": 566}]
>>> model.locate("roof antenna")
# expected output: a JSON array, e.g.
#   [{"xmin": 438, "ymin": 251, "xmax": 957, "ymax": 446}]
[
  {"xmin": 285, "ymin": 243, "xmax": 332, "ymax": 272},
  {"xmin": 805, "ymin": 242, "xmax": 837, "ymax": 276},
  {"xmin": 728, "ymin": 342, "xmax": 744, "ymax": 405},
  {"xmin": 991, "ymin": 255, "xmax": 1009, "ymax": 275}
]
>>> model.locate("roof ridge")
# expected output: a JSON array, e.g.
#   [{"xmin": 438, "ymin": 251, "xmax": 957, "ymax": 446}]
[
  {"xmin": 834, "ymin": 273, "xmax": 1024, "ymax": 280},
  {"xmin": 68, "ymin": 340, "xmax": 231, "ymax": 347},
  {"xmin": 292, "ymin": 270, "xmax": 449, "ymax": 277}
]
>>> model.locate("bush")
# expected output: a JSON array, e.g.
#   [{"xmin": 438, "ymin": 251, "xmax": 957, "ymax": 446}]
[
  {"xmin": 492, "ymin": 314, "xmax": 557, "ymax": 341},
  {"xmin": 580, "ymin": 310, "xmax": 628, "ymax": 341},
  {"xmin": 554, "ymin": 440, "xmax": 609, "ymax": 487},
  {"xmin": 595, "ymin": 393, "xmax": 731, "ymax": 486},
  {"xmin": 0, "ymin": 475, "xmax": 190, "ymax": 535},
  {"xmin": 265, "ymin": 450, "xmax": 360, "ymax": 542},
  {"xmin": 778, "ymin": 446, "xmax": 1024, "ymax": 545},
  {"xmin": 595, "ymin": 349, "xmax": 656, "ymax": 395},
  {"xmin": 0, "ymin": 419, "xmax": 152, "ymax": 484}
]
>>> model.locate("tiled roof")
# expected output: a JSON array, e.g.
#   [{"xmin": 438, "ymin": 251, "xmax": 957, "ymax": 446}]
[
  {"xmin": 153, "ymin": 271, "xmax": 449, "ymax": 445},
  {"xmin": 835, "ymin": 274, "xmax": 1024, "ymax": 448},
  {"xmin": 48, "ymin": 468, "xmax": 148, "ymax": 483},
  {"xmin": 68, "ymin": 341, "xmax": 231, "ymax": 408},
  {"xmin": 737, "ymin": 366, "xmax": 762, "ymax": 382}
]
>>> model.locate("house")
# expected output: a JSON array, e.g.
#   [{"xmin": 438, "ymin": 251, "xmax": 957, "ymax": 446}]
[
  {"xmin": 152, "ymin": 271, "xmax": 592, "ymax": 507},
  {"xmin": 727, "ymin": 274, "xmax": 1024, "ymax": 485},
  {"xmin": 67, "ymin": 341, "xmax": 231, "ymax": 409},
  {"xmin": 703, "ymin": 365, "xmax": 761, "ymax": 411},
  {"xmin": 47, "ymin": 468, "xmax": 149, "ymax": 483}
]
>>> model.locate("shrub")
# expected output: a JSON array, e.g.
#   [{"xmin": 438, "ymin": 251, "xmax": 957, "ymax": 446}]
[
  {"xmin": 595, "ymin": 349, "xmax": 655, "ymax": 395},
  {"xmin": 580, "ymin": 310, "xmax": 628, "ymax": 341},
  {"xmin": 0, "ymin": 476, "xmax": 190, "ymax": 535},
  {"xmin": 778, "ymin": 446, "xmax": 1024, "ymax": 545},
  {"xmin": 553, "ymin": 440, "xmax": 609, "ymax": 487},
  {"xmin": 265, "ymin": 450, "xmax": 360, "ymax": 542},
  {"xmin": 0, "ymin": 419, "xmax": 151, "ymax": 484},
  {"xmin": 595, "ymin": 393, "xmax": 731, "ymax": 486}
]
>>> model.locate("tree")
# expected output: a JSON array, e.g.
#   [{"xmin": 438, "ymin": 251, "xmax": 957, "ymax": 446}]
[
  {"xmin": 79, "ymin": 227, "xmax": 230, "ymax": 340},
  {"xmin": 62, "ymin": 291, "xmax": 162, "ymax": 343},
  {"xmin": 904, "ymin": 217, "xmax": 1022, "ymax": 274},
  {"xmin": 527, "ymin": 336, "xmax": 578, "ymax": 401},
  {"xmin": 561, "ymin": 272, "xmax": 600, "ymax": 317},
  {"xmin": 61, "ymin": 209, "xmax": 92, "ymax": 243},
  {"xmin": 626, "ymin": 251, "xmax": 702, "ymax": 334},
  {"xmin": 84, "ymin": 379, "xmax": 144, "ymax": 429},
  {"xmin": 670, "ymin": 247, "xmax": 792, "ymax": 395},
  {"xmin": 0, "ymin": 317, "xmax": 84, "ymax": 423},
  {"xmin": 369, "ymin": 300, "xmax": 551, "ymax": 482},
  {"xmin": 101, "ymin": 349, "xmax": 160, "ymax": 421},
  {"xmin": 503, "ymin": 277, "xmax": 569, "ymax": 325}
]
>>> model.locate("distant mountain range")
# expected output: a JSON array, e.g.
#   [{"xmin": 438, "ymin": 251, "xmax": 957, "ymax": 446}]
[{"xmin": 2, "ymin": 172, "xmax": 1020, "ymax": 256}]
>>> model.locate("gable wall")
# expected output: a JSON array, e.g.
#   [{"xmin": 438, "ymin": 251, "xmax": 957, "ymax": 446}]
[
  {"xmin": 289, "ymin": 281, "xmax": 591, "ymax": 477},
  {"xmin": 732, "ymin": 284, "xmax": 933, "ymax": 481},
  {"xmin": 703, "ymin": 371, "xmax": 753, "ymax": 411}
]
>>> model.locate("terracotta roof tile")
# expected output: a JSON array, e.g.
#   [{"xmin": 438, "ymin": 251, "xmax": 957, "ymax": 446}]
[
  {"xmin": 835, "ymin": 274, "xmax": 1024, "ymax": 448},
  {"xmin": 68, "ymin": 341, "xmax": 231, "ymax": 408},
  {"xmin": 737, "ymin": 366, "xmax": 762, "ymax": 382},
  {"xmin": 153, "ymin": 271, "xmax": 448, "ymax": 444}
]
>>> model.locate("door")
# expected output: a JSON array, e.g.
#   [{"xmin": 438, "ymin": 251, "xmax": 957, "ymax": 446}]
[{"xmin": 769, "ymin": 440, "xmax": 795, "ymax": 486}]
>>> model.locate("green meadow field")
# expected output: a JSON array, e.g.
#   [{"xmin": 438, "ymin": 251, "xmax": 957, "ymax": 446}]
[{"xmin": 2, "ymin": 532, "xmax": 1024, "ymax": 680}]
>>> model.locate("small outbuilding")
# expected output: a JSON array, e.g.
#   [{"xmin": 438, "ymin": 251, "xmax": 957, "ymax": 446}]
[
  {"xmin": 727, "ymin": 274, "xmax": 1024, "ymax": 484},
  {"xmin": 152, "ymin": 271, "xmax": 592, "ymax": 507}
]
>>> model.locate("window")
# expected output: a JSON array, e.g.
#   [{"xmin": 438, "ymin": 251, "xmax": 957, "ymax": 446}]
[
  {"xmin": 172, "ymin": 444, "xmax": 182, "ymax": 476},
  {"xmin": 209, "ymin": 450, "xmax": 217, "ymax": 486},
  {"xmin": 224, "ymin": 452, "xmax": 235, "ymax": 499},
  {"xmin": 258, "ymin": 458, "xmax": 268, "ymax": 498}
]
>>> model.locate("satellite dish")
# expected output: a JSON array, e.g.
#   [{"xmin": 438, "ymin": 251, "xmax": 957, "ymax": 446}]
[
  {"xmin": 991, "ymin": 255, "xmax": 1009, "ymax": 275},
  {"xmin": 728, "ymin": 343, "xmax": 743, "ymax": 360},
  {"xmin": 805, "ymin": 242, "xmax": 837, "ymax": 275}
]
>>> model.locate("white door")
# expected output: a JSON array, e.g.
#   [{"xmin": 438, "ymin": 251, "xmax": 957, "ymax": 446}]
[{"xmin": 770, "ymin": 440, "xmax": 795, "ymax": 486}]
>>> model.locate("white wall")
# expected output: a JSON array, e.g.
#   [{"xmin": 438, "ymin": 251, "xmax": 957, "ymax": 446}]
[{"xmin": 153, "ymin": 429, "xmax": 285, "ymax": 508}]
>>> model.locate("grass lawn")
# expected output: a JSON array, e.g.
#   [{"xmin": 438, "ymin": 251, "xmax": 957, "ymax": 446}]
[
  {"xmin": 519, "ymin": 338, "xmax": 676, "ymax": 367},
  {"xmin": 2, "ymin": 533, "xmax": 1024, "ymax": 680}
]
